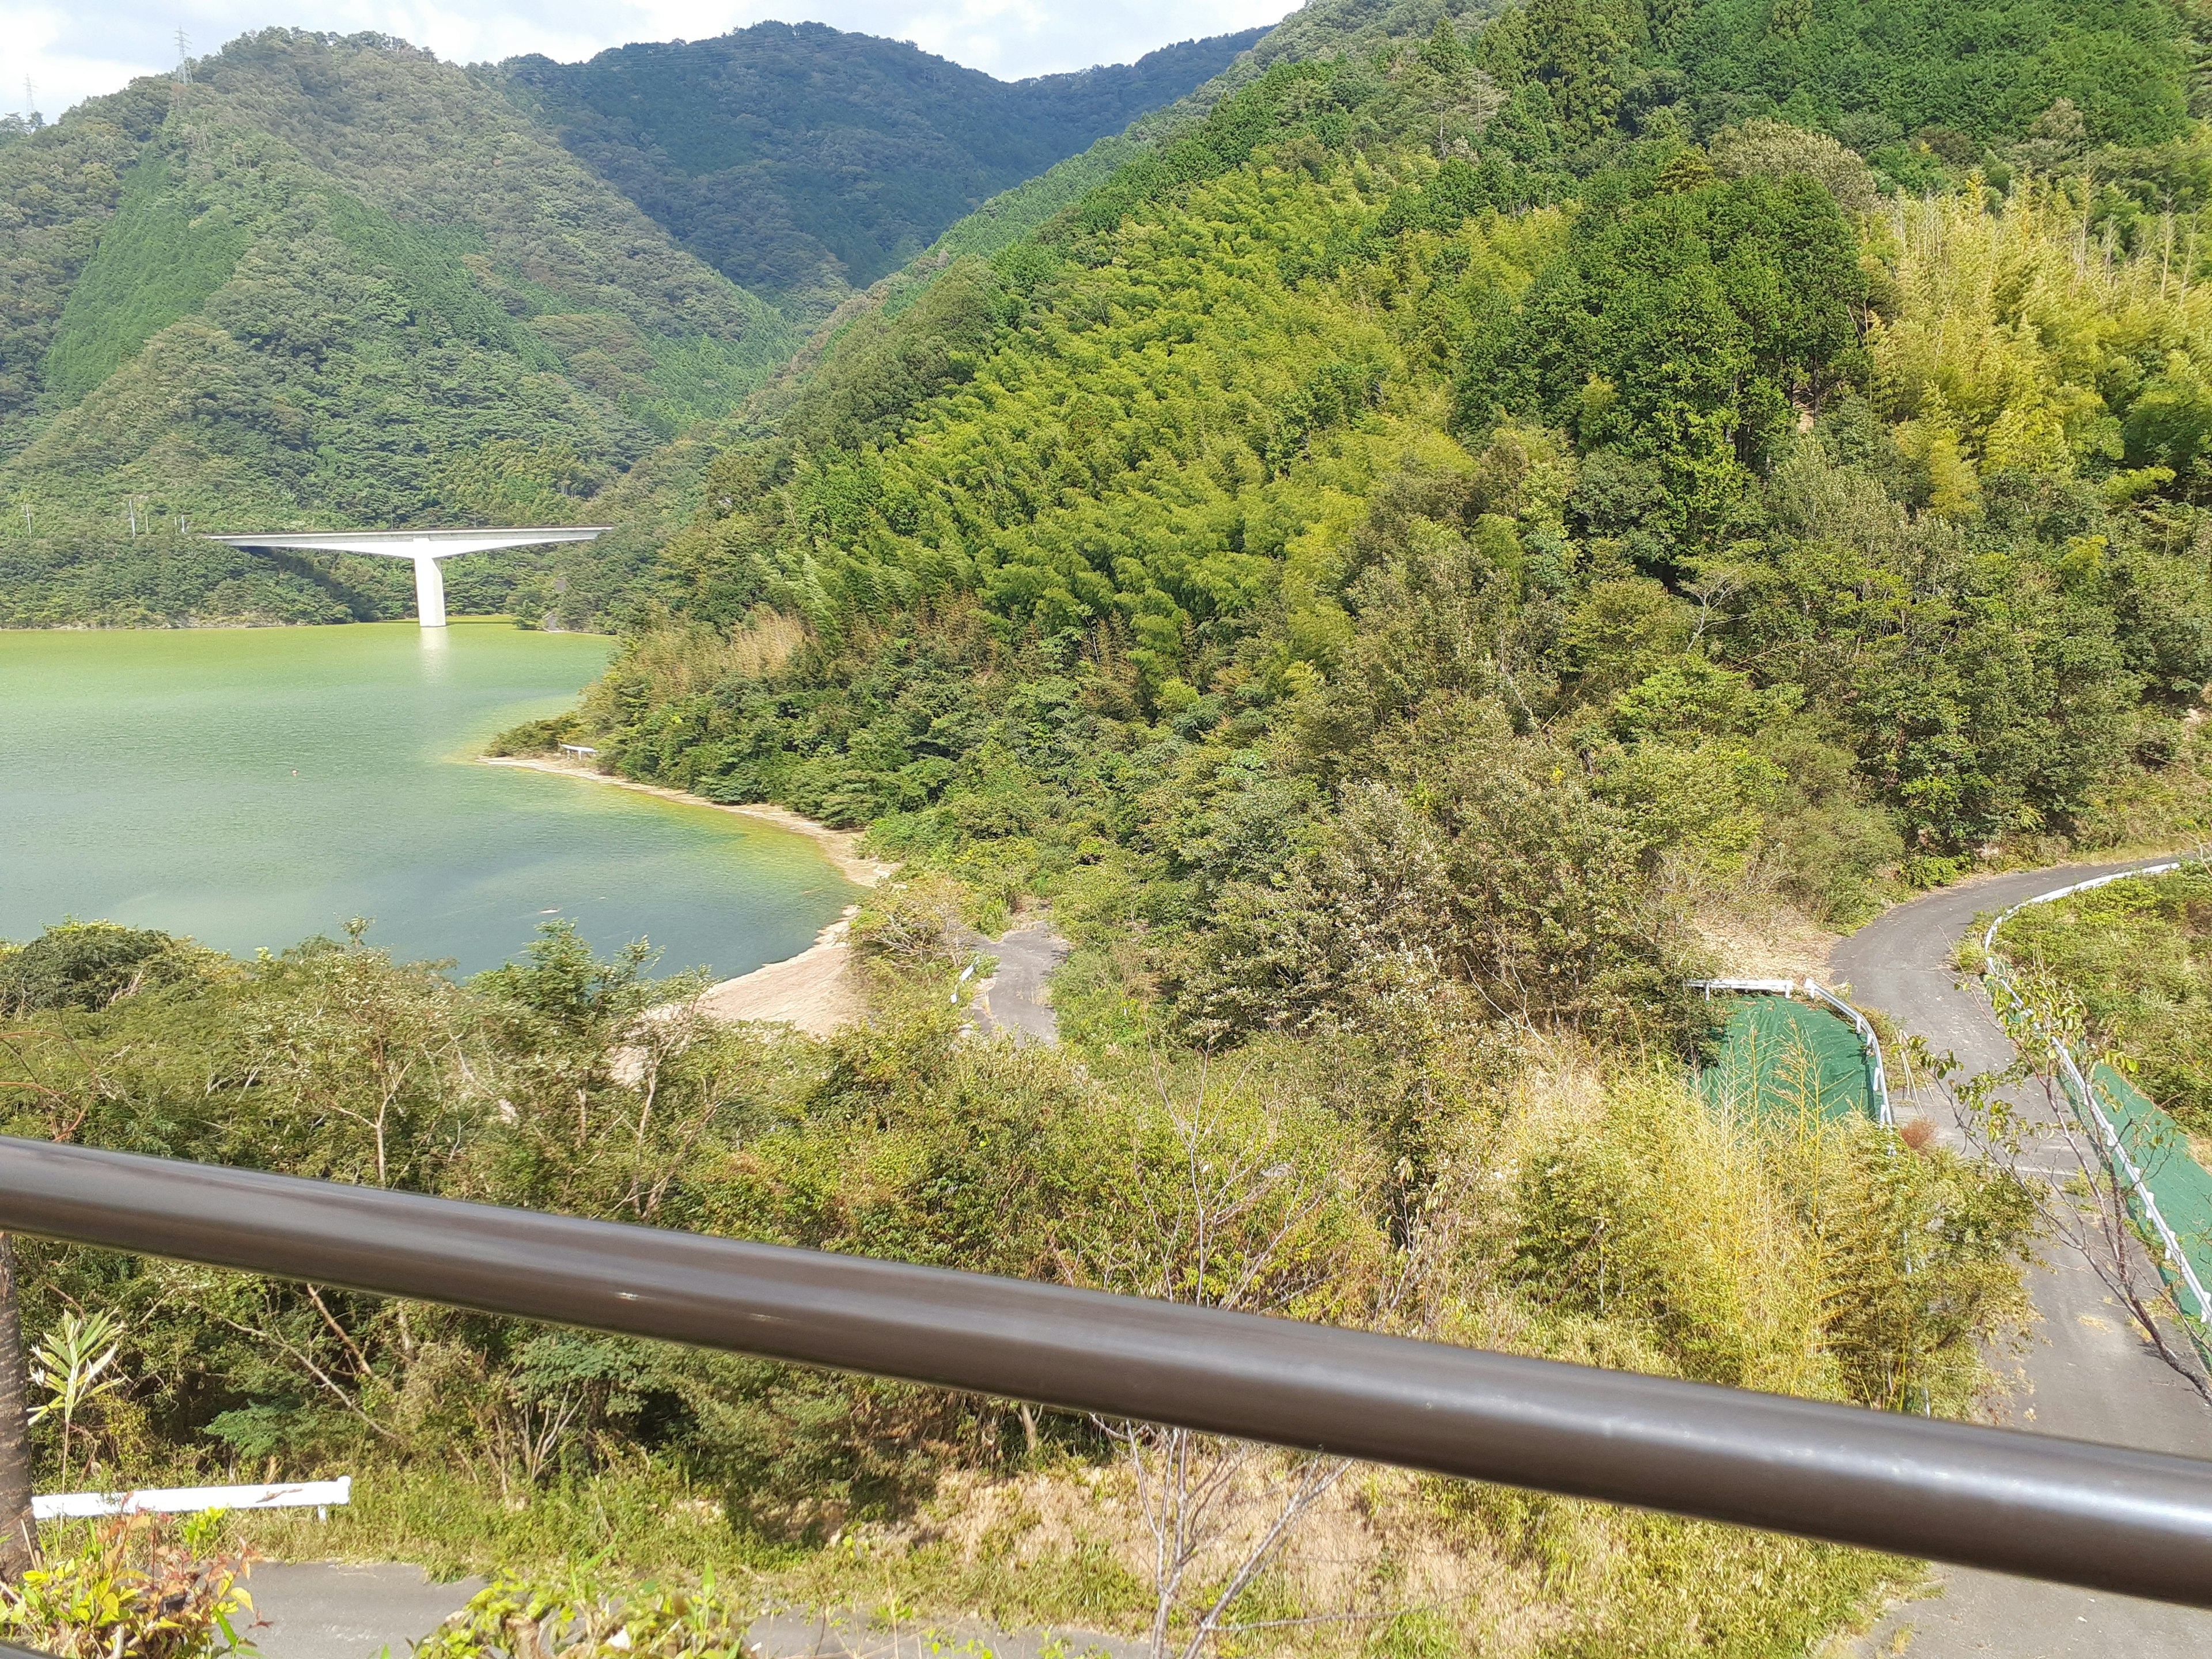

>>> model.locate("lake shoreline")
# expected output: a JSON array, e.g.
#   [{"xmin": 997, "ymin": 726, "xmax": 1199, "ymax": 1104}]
[
  {"xmin": 482, "ymin": 756, "xmax": 890, "ymax": 1035},
  {"xmin": 481, "ymin": 756, "xmax": 894, "ymax": 888}
]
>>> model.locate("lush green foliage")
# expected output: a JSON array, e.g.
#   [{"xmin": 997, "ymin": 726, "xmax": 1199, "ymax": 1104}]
[
  {"xmin": 8, "ymin": 0, "xmax": 2192, "ymax": 1643},
  {"xmin": 565, "ymin": 25, "xmax": 2212, "ymax": 1009},
  {"xmin": 0, "ymin": 914, "xmax": 2023, "ymax": 1650},
  {"xmin": 416, "ymin": 1572, "xmax": 756, "ymax": 1659},
  {"xmin": 0, "ymin": 1515, "xmax": 252, "ymax": 1659},
  {"xmin": 499, "ymin": 22, "xmax": 1268, "ymax": 308},
  {"xmin": 1474, "ymin": 0, "xmax": 2200, "ymax": 161},
  {"xmin": 1664, "ymin": 0, "xmax": 2194, "ymax": 149},
  {"xmin": 0, "ymin": 23, "xmax": 1255, "ymax": 628},
  {"xmin": 0, "ymin": 920, "xmax": 185, "ymax": 1013}
]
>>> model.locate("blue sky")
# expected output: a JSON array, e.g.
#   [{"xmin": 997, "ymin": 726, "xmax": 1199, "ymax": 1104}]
[{"xmin": 4, "ymin": 0, "xmax": 1293, "ymax": 123}]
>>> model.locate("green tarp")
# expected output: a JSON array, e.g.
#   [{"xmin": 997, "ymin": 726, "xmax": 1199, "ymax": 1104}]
[
  {"xmin": 2080, "ymin": 1062, "xmax": 2212, "ymax": 1319},
  {"xmin": 1698, "ymin": 995, "xmax": 1881, "ymax": 1124}
]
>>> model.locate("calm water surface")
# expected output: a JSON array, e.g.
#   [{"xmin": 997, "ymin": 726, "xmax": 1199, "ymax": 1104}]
[{"xmin": 1, "ymin": 621, "xmax": 854, "ymax": 976}]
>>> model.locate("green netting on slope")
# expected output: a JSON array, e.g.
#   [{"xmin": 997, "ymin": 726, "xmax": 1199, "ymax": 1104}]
[
  {"xmin": 1697, "ymin": 996, "xmax": 1880, "ymax": 1124},
  {"xmin": 2081, "ymin": 1062, "xmax": 2212, "ymax": 1317}
]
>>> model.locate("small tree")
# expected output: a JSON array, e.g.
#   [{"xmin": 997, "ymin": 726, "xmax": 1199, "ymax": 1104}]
[
  {"xmin": 1067, "ymin": 1055, "xmax": 1402, "ymax": 1658},
  {"xmin": 29, "ymin": 1309, "xmax": 126, "ymax": 1491}
]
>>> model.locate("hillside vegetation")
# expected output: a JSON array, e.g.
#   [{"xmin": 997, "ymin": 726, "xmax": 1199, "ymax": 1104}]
[
  {"xmin": 0, "ymin": 26, "xmax": 1239, "ymax": 628},
  {"xmin": 0, "ymin": 33, "xmax": 803, "ymax": 624},
  {"xmin": 563, "ymin": 0, "xmax": 2212, "ymax": 944},
  {"xmin": 6, "ymin": 0, "xmax": 2212, "ymax": 1647},
  {"xmin": 1999, "ymin": 865, "xmax": 2212, "ymax": 1138},
  {"xmin": 499, "ymin": 22, "xmax": 1270, "ymax": 310},
  {"xmin": 0, "ymin": 910, "xmax": 2029, "ymax": 1654},
  {"xmin": 426, "ymin": 0, "xmax": 2209, "ymax": 1633}
]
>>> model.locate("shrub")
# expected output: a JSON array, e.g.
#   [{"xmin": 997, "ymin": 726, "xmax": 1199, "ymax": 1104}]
[
  {"xmin": 415, "ymin": 1571, "xmax": 756, "ymax": 1659},
  {"xmin": 0, "ymin": 1514, "xmax": 255, "ymax": 1659}
]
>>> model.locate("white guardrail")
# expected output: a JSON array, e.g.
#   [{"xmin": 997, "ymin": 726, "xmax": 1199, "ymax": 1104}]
[
  {"xmin": 33, "ymin": 1476, "xmax": 351, "ymax": 1520},
  {"xmin": 1979, "ymin": 861, "xmax": 2212, "ymax": 1323},
  {"xmin": 1690, "ymin": 978, "xmax": 1892, "ymax": 1127}
]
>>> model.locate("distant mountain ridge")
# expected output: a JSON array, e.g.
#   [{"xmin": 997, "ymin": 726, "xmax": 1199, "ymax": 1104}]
[
  {"xmin": 0, "ymin": 31, "xmax": 803, "ymax": 624},
  {"xmin": 497, "ymin": 22, "xmax": 1270, "ymax": 306}
]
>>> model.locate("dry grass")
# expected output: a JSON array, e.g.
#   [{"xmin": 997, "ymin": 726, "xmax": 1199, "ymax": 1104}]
[
  {"xmin": 1654, "ymin": 853, "xmax": 1842, "ymax": 982},
  {"xmin": 802, "ymin": 1456, "xmax": 1572, "ymax": 1657},
  {"xmin": 586, "ymin": 615, "xmax": 805, "ymax": 713}
]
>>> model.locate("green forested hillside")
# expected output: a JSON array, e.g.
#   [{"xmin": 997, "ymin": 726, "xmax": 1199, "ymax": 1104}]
[
  {"xmin": 565, "ymin": 0, "xmax": 2212, "ymax": 967},
  {"xmin": 15, "ymin": 0, "xmax": 2211, "ymax": 1645},
  {"xmin": 498, "ymin": 22, "xmax": 1270, "ymax": 309},
  {"xmin": 0, "ymin": 31, "xmax": 804, "ymax": 624},
  {"xmin": 0, "ymin": 24, "xmax": 1247, "ymax": 628}
]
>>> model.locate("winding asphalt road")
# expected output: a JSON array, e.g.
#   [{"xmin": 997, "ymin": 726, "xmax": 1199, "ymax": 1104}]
[{"xmin": 1832, "ymin": 859, "xmax": 2212, "ymax": 1654}]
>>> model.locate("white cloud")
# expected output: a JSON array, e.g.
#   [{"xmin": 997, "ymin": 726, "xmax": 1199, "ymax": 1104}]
[{"xmin": 1, "ymin": 0, "xmax": 1291, "ymax": 122}]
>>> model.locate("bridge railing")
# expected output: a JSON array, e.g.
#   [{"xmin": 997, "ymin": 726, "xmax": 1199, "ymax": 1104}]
[{"xmin": 2, "ymin": 1136, "xmax": 2211, "ymax": 1609}]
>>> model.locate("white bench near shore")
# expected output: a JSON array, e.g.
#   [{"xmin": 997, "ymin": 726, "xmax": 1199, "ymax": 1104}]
[{"xmin": 35, "ymin": 1477, "xmax": 351, "ymax": 1520}]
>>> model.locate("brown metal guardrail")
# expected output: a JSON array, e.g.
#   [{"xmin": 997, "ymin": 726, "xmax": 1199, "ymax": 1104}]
[{"xmin": 2, "ymin": 1136, "xmax": 2211, "ymax": 1609}]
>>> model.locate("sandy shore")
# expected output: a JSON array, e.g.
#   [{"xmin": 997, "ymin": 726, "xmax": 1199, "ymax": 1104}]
[
  {"xmin": 692, "ymin": 912, "xmax": 864, "ymax": 1035},
  {"xmin": 483, "ymin": 754, "xmax": 890, "ymax": 1035}
]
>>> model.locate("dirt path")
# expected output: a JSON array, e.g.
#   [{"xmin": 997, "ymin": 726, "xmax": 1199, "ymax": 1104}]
[{"xmin": 1831, "ymin": 858, "xmax": 2212, "ymax": 1656}]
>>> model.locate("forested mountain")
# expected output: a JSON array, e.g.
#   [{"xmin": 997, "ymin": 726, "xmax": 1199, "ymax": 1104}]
[
  {"xmin": 0, "ymin": 25, "xmax": 1246, "ymax": 626},
  {"xmin": 498, "ymin": 23, "xmax": 1272, "ymax": 308},
  {"xmin": 562, "ymin": 0, "xmax": 2212, "ymax": 937},
  {"xmin": 0, "ymin": 32, "xmax": 807, "ymax": 623},
  {"xmin": 10, "ymin": 0, "xmax": 2212, "ymax": 1646}
]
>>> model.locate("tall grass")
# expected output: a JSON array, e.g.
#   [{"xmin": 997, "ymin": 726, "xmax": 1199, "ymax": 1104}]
[{"xmin": 575, "ymin": 616, "xmax": 807, "ymax": 736}]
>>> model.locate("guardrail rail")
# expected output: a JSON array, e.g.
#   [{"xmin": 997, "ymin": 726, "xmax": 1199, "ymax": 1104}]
[
  {"xmin": 1, "ymin": 1139, "xmax": 2211, "ymax": 1606},
  {"xmin": 1979, "ymin": 861, "xmax": 2212, "ymax": 1323}
]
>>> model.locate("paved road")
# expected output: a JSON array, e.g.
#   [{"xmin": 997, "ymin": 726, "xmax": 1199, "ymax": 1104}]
[
  {"xmin": 245, "ymin": 1563, "xmax": 1132, "ymax": 1659},
  {"xmin": 246, "ymin": 1563, "xmax": 485, "ymax": 1659},
  {"xmin": 971, "ymin": 917, "xmax": 1070, "ymax": 1044},
  {"xmin": 1831, "ymin": 859, "xmax": 2212, "ymax": 1654}
]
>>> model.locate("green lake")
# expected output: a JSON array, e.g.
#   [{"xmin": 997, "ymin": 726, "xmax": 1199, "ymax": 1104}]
[{"xmin": 1, "ymin": 621, "xmax": 856, "ymax": 978}]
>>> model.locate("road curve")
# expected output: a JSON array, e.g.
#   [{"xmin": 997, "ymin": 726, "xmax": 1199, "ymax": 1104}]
[{"xmin": 1832, "ymin": 859, "xmax": 2212, "ymax": 1656}]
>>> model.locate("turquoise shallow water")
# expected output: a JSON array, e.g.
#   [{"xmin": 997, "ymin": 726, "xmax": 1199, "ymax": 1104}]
[{"xmin": 0, "ymin": 621, "xmax": 855, "ymax": 978}]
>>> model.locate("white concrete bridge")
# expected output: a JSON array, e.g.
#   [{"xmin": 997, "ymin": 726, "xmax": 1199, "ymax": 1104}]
[{"xmin": 207, "ymin": 527, "xmax": 610, "ymax": 627}]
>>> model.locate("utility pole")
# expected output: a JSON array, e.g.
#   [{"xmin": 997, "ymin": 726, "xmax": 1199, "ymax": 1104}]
[{"xmin": 0, "ymin": 1238, "xmax": 39, "ymax": 1582}]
